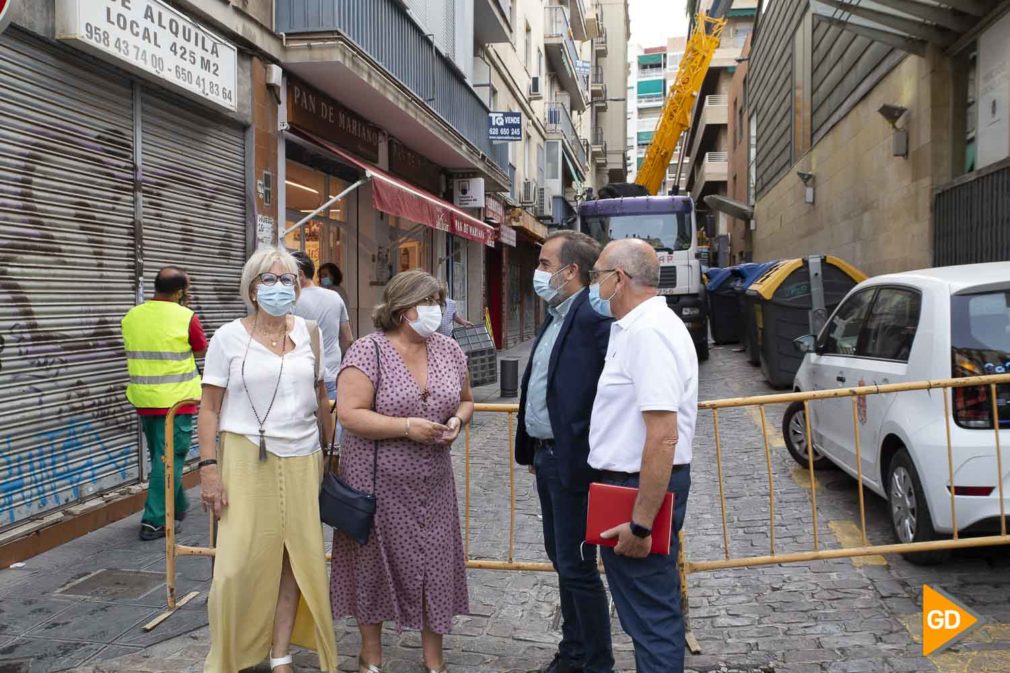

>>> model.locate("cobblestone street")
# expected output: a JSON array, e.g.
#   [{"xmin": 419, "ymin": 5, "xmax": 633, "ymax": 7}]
[{"xmin": 2, "ymin": 341, "xmax": 1010, "ymax": 672}]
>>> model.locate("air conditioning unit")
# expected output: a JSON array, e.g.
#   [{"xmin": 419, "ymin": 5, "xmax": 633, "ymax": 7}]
[
  {"xmin": 529, "ymin": 76, "xmax": 542, "ymax": 99},
  {"xmin": 521, "ymin": 179, "xmax": 536, "ymax": 205},
  {"xmin": 535, "ymin": 187, "xmax": 554, "ymax": 218}
]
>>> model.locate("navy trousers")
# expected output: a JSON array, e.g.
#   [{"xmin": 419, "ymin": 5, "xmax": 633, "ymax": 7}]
[
  {"xmin": 535, "ymin": 445, "xmax": 615, "ymax": 673},
  {"xmin": 600, "ymin": 466, "xmax": 691, "ymax": 673}
]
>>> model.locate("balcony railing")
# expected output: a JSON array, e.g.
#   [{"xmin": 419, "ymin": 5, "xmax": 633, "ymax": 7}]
[
  {"xmin": 594, "ymin": 25, "xmax": 608, "ymax": 53},
  {"xmin": 637, "ymin": 94, "xmax": 664, "ymax": 106},
  {"xmin": 591, "ymin": 65, "xmax": 607, "ymax": 99},
  {"xmin": 546, "ymin": 101, "xmax": 587, "ymax": 170},
  {"xmin": 592, "ymin": 126, "xmax": 606, "ymax": 147},
  {"xmin": 497, "ymin": 0, "xmax": 512, "ymax": 20},
  {"xmin": 545, "ymin": 6, "xmax": 580, "ymax": 79},
  {"xmin": 276, "ymin": 0, "xmax": 508, "ymax": 175}
]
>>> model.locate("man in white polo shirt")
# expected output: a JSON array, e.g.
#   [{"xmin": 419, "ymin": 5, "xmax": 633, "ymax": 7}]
[{"xmin": 587, "ymin": 238, "xmax": 698, "ymax": 673}]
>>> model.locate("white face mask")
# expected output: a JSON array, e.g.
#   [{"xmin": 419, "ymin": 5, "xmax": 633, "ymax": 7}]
[{"xmin": 407, "ymin": 304, "xmax": 442, "ymax": 339}]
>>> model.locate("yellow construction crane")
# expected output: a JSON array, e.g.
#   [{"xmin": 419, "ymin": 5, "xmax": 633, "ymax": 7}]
[{"xmin": 635, "ymin": 11, "xmax": 728, "ymax": 196}]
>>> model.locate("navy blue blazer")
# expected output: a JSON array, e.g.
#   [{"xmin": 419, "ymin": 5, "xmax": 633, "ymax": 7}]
[{"xmin": 514, "ymin": 287, "xmax": 613, "ymax": 492}]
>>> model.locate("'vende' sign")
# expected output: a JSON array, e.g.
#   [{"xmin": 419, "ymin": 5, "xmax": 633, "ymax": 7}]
[{"xmin": 56, "ymin": 0, "xmax": 238, "ymax": 111}]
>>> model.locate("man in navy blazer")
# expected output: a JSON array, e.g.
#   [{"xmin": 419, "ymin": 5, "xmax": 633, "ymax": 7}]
[{"xmin": 516, "ymin": 231, "xmax": 614, "ymax": 673}]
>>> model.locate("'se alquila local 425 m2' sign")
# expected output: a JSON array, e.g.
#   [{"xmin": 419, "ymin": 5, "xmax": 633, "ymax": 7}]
[{"xmin": 56, "ymin": 0, "xmax": 238, "ymax": 112}]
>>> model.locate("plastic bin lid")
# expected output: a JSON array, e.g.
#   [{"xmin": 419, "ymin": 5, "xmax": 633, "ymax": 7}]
[
  {"xmin": 733, "ymin": 262, "xmax": 778, "ymax": 289},
  {"xmin": 706, "ymin": 267, "xmax": 735, "ymax": 291},
  {"xmin": 747, "ymin": 256, "xmax": 868, "ymax": 300}
]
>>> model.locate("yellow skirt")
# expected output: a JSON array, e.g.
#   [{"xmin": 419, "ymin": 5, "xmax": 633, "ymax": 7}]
[{"xmin": 205, "ymin": 432, "xmax": 338, "ymax": 673}]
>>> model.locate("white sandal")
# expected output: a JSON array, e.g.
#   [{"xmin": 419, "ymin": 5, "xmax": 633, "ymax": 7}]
[
  {"xmin": 270, "ymin": 654, "xmax": 293, "ymax": 670},
  {"xmin": 358, "ymin": 656, "xmax": 384, "ymax": 673}
]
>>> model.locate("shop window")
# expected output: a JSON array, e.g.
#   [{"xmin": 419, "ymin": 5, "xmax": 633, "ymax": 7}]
[
  {"xmin": 389, "ymin": 216, "xmax": 432, "ymax": 275},
  {"xmin": 284, "ymin": 160, "xmax": 347, "ymax": 278},
  {"xmin": 546, "ymin": 141, "xmax": 561, "ymax": 181}
]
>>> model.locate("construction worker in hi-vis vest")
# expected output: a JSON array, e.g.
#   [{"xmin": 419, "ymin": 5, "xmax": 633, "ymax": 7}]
[{"xmin": 121, "ymin": 267, "xmax": 207, "ymax": 541}]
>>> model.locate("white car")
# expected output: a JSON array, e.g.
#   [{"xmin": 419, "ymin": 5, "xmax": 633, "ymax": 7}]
[{"xmin": 785, "ymin": 262, "xmax": 1010, "ymax": 564}]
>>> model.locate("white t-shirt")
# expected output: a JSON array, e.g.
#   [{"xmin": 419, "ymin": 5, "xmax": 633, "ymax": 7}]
[
  {"xmin": 293, "ymin": 285, "xmax": 349, "ymax": 384},
  {"xmin": 588, "ymin": 296, "xmax": 698, "ymax": 472},
  {"xmin": 202, "ymin": 317, "xmax": 324, "ymax": 457}
]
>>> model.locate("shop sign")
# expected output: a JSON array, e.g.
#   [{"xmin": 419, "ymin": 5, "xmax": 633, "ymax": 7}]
[
  {"xmin": 498, "ymin": 224, "xmax": 517, "ymax": 248},
  {"xmin": 488, "ymin": 111, "xmax": 523, "ymax": 141},
  {"xmin": 389, "ymin": 139, "xmax": 442, "ymax": 196},
  {"xmin": 56, "ymin": 0, "xmax": 238, "ymax": 111},
  {"xmin": 288, "ymin": 80, "xmax": 381, "ymax": 162},
  {"xmin": 484, "ymin": 194, "xmax": 505, "ymax": 224},
  {"xmin": 0, "ymin": 0, "xmax": 14, "ymax": 36},
  {"xmin": 453, "ymin": 177, "xmax": 485, "ymax": 209},
  {"xmin": 255, "ymin": 213, "xmax": 276, "ymax": 248}
]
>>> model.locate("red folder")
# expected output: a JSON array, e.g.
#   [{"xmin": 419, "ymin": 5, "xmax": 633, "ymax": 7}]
[{"xmin": 585, "ymin": 482, "xmax": 675, "ymax": 555}]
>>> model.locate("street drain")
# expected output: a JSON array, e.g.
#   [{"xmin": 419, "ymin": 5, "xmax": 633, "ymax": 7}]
[
  {"xmin": 0, "ymin": 659, "xmax": 31, "ymax": 673},
  {"xmin": 54, "ymin": 569, "xmax": 164, "ymax": 600}
]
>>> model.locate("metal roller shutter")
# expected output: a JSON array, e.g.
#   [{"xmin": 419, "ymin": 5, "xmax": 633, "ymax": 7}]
[
  {"xmin": 140, "ymin": 91, "xmax": 248, "ymax": 334},
  {"xmin": 0, "ymin": 32, "xmax": 139, "ymax": 528}
]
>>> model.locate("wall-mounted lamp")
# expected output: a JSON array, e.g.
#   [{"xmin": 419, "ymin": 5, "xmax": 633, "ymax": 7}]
[
  {"xmin": 797, "ymin": 171, "xmax": 815, "ymax": 204},
  {"xmin": 877, "ymin": 104, "xmax": 908, "ymax": 158}
]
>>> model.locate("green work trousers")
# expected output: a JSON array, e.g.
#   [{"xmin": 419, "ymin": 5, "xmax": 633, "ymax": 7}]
[{"xmin": 141, "ymin": 414, "xmax": 193, "ymax": 527}]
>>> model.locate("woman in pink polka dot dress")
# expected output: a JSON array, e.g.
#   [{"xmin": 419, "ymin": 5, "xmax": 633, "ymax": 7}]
[{"xmin": 333, "ymin": 270, "xmax": 474, "ymax": 673}]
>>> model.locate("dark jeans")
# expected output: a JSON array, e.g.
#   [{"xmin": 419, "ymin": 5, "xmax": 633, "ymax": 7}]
[
  {"xmin": 534, "ymin": 445, "xmax": 614, "ymax": 673},
  {"xmin": 600, "ymin": 466, "xmax": 691, "ymax": 673}
]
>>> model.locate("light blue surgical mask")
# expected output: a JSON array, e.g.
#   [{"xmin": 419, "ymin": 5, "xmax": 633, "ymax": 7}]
[
  {"xmin": 533, "ymin": 266, "xmax": 568, "ymax": 303},
  {"xmin": 256, "ymin": 284, "xmax": 296, "ymax": 316},
  {"xmin": 588, "ymin": 284, "xmax": 612, "ymax": 317},
  {"xmin": 320, "ymin": 276, "xmax": 334, "ymax": 288}
]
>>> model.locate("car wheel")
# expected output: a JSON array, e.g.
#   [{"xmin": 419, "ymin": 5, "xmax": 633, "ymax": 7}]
[
  {"xmin": 888, "ymin": 447, "xmax": 950, "ymax": 565},
  {"xmin": 782, "ymin": 401, "xmax": 833, "ymax": 469}
]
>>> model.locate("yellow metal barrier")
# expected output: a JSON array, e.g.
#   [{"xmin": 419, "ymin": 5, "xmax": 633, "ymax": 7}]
[
  {"xmin": 689, "ymin": 373, "xmax": 1010, "ymax": 573},
  {"xmin": 154, "ymin": 373, "xmax": 1010, "ymax": 641}
]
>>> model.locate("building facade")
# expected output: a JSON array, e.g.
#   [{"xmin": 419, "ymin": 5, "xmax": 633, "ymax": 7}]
[
  {"xmin": 0, "ymin": 0, "xmax": 631, "ymax": 539},
  {"xmin": 745, "ymin": 0, "xmax": 1007, "ymax": 275}
]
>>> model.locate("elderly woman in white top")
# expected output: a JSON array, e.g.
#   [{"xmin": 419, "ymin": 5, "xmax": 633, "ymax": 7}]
[{"xmin": 197, "ymin": 247, "xmax": 338, "ymax": 673}]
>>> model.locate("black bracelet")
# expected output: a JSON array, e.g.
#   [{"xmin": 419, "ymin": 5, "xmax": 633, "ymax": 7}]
[{"xmin": 197, "ymin": 458, "xmax": 218, "ymax": 469}]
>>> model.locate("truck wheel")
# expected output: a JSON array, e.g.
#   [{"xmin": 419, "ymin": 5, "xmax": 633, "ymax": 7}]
[
  {"xmin": 695, "ymin": 338, "xmax": 709, "ymax": 362},
  {"xmin": 782, "ymin": 401, "xmax": 833, "ymax": 469},
  {"xmin": 888, "ymin": 448, "xmax": 949, "ymax": 565}
]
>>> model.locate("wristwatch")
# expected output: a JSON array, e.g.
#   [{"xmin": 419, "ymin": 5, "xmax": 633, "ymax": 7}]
[{"xmin": 630, "ymin": 521, "xmax": 652, "ymax": 538}]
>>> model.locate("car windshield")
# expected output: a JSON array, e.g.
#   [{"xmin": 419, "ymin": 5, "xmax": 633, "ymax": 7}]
[{"xmin": 584, "ymin": 213, "xmax": 692, "ymax": 253}]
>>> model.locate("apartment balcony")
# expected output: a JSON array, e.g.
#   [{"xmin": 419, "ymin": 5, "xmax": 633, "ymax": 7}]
[
  {"xmin": 545, "ymin": 5, "xmax": 589, "ymax": 112},
  {"xmin": 546, "ymin": 101, "xmax": 588, "ymax": 174},
  {"xmin": 567, "ymin": 0, "xmax": 591, "ymax": 41},
  {"xmin": 590, "ymin": 65, "xmax": 607, "ymax": 101},
  {"xmin": 687, "ymin": 95, "xmax": 729, "ymax": 178},
  {"xmin": 475, "ymin": 0, "xmax": 512, "ymax": 44},
  {"xmin": 592, "ymin": 127, "xmax": 607, "ymax": 166},
  {"xmin": 275, "ymin": 0, "xmax": 509, "ymax": 180},
  {"xmin": 636, "ymin": 94, "xmax": 664, "ymax": 109},
  {"xmin": 691, "ymin": 152, "xmax": 729, "ymax": 201},
  {"xmin": 594, "ymin": 25, "xmax": 608, "ymax": 55}
]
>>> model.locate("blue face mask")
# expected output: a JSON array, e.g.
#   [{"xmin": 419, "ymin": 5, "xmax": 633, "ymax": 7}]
[
  {"xmin": 588, "ymin": 283, "xmax": 613, "ymax": 318},
  {"xmin": 320, "ymin": 276, "xmax": 334, "ymax": 288},
  {"xmin": 256, "ymin": 284, "xmax": 296, "ymax": 316}
]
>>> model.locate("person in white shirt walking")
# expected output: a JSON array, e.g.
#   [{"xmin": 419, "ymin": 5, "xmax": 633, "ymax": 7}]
[
  {"xmin": 586, "ymin": 239, "xmax": 698, "ymax": 673},
  {"xmin": 291, "ymin": 252, "xmax": 354, "ymax": 399}
]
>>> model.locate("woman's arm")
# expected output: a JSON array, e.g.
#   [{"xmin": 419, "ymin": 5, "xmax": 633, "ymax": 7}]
[
  {"xmin": 317, "ymin": 381, "xmax": 335, "ymax": 445},
  {"xmin": 197, "ymin": 385, "xmax": 228, "ymax": 516},
  {"xmin": 337, "ymin": 368, "xmax": 448, "ymax": 443}
]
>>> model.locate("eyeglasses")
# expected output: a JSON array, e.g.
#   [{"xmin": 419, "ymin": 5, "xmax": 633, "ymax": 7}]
[
  {"xmin": 258, "ymin": 272, "xmax": 298, "ymax": 287},
  {"xmin": 589, "ymin": 268, "xmax": 618, "ymax": 284}
]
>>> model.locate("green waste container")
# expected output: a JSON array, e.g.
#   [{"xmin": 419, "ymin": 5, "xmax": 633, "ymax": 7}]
[
  {"xmin": 746, "ymin": 256, "xmax": 867, "ymax": 388},
  {"xmin": 742, "ymin": 261, "xmax": 785, "ymax": 366}
]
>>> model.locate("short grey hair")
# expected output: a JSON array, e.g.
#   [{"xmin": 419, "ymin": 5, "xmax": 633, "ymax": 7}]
[
  {"xmin": 240, "ymin": 246, "xmax": 300, "ymax": 312},
  {"xmin": 609, "ymin": 240, "xmax": 660, "ymax": 288},
  {"xmin": 546, "ymin": 230, "xmax": 601, "ymax": 285},
  {"xmin": 372, "ymin": 269, "xmax": 442, "ymax": 330}
]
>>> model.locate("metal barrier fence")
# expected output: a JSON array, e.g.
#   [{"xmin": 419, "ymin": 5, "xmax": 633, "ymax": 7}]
[{"xmin": 153, "ymin": 373, "xmax": 1010, "ymax": 636}]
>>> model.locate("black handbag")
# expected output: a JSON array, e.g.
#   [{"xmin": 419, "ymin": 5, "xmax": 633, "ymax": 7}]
[{"xmin": 319, "ymin": 338, "xmax": 380, "ymax": 545}]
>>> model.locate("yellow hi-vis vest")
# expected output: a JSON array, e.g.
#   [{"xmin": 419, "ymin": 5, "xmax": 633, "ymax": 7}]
[{"xmin": 121, "ymin": 301, "xmax": 202, "ymax": 409}]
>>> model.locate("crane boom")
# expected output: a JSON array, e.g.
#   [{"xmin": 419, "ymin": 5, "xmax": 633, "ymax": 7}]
[{"xmin": 635, "ymin": 12, "xmax": 728, "ymax": 196}]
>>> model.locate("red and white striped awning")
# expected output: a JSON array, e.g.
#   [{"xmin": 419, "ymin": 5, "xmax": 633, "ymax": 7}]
[{"xmin": 292, "ymin": 129, "xmax": 497, "ymax": 247}]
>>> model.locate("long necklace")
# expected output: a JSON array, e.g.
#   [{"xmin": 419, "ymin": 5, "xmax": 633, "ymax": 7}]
[{"xmin": 241, "ymin": 315, "xmax": 288, "ymax": 461}]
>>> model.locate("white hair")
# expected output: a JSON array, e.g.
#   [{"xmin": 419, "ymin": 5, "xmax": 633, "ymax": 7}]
[
  {"xmin": 240, "ymin": 246, "xmax": 300, "ymax": 313},
  {"xmin": 608, "ymin": 240, "xmax": 661, "ymax": 288}
]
